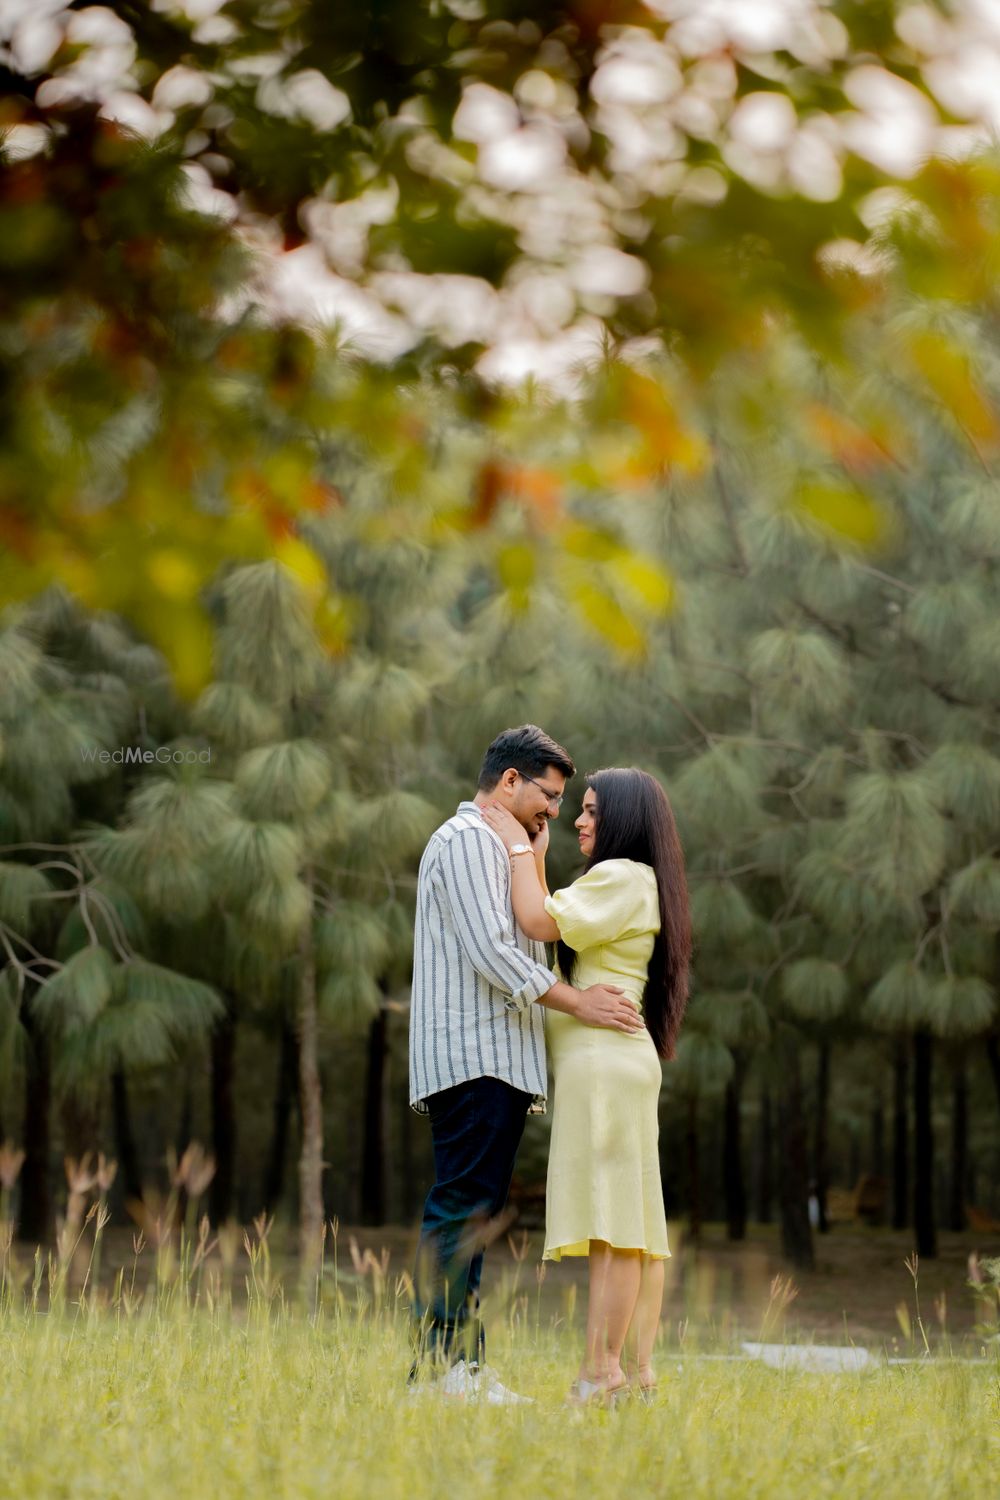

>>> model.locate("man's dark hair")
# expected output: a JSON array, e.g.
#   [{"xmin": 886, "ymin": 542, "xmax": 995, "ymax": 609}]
[{"xmin": 477, "ymin": 725, "xmax": 575, "ymax": 792}]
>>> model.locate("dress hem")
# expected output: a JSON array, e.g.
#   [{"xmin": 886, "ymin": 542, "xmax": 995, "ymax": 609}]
[{"xmin": 543, "ymin": 1240, "xmax": 671, "ymax": 1262}]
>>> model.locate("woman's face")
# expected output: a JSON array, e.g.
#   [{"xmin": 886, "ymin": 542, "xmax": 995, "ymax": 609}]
[{"xmin": 575, "ymin": 786, "xmax": 598, "ymax": 857}]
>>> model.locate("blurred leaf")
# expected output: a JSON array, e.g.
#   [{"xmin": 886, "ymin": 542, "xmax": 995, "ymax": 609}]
[{"xmin": 794, "ymin": 483, "xmax": 888, "ymax": 547}]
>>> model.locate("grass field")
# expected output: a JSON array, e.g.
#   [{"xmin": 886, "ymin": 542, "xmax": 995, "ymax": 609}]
[
  {"xmin": 3, "ymin": 1213, "xmax": 1000, "ymax": 1500},
  {"xmin": 2, "ymin": 1305, "xmax": 998, "ymax": 1500}
]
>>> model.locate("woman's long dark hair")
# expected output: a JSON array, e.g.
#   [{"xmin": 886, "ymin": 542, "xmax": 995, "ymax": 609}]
[{"xmin": 557, "ymin": 768, "xmax": 692, "ymax": 1060}]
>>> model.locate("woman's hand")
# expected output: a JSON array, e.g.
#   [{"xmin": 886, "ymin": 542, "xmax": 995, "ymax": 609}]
[{"xmin": 480, "ymin": 802, "xmax": 527, "ymax": 853}]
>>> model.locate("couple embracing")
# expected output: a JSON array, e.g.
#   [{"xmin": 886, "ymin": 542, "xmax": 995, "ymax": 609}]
[{"xmin": 408, "ymin": 724, "xmax": 692, "ymax": 1406}]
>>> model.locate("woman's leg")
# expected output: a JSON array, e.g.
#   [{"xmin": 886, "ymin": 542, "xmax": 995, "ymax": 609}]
[
  {"xmin": 623, "ymin": 1254, "xmax": 665, "ymax": 1385},
  {"xmin": 579, "ymin": 1241, "xmax": 643, "ymax": 1387}
]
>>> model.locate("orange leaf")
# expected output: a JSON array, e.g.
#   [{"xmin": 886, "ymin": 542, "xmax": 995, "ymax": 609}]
[{"xmin": 803, "ymin": 403, "xmax": 894, "ymax": 474}]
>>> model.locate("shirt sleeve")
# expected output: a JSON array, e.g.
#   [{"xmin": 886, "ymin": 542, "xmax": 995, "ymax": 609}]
[
  {"xmin": 439, "ymin": 826, "xmax": 557, "ymax": 1013},
  {"xmin": 543, "ymin": 860, "xmax": 658, "ymax": 952}
]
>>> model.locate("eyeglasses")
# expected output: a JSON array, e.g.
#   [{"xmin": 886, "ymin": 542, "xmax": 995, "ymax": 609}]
[{"xmin": 518, "ymin": 772, "xmax": 564, "ymax": 809}]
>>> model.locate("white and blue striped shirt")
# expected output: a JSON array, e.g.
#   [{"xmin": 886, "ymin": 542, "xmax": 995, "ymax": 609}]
[{"xmin": 409, "ymin": 802, "xmax": 556, "ymax": 1115}]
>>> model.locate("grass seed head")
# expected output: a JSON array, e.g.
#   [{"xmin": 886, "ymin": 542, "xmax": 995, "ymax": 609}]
[{"xmin": 0, "ymin": 1143, "xmax": 26, "ymax": 1190}]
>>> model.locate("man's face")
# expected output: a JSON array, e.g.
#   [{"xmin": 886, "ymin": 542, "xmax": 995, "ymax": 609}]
[{"xmin": 508, "ymin": 766, "xmax": 567, "ymax": 836}]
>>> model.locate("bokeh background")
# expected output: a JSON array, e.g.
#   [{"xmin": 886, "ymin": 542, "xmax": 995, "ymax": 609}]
[{"xmin": 2, "ymin": 1, "xmax": 1000, "ymax": 1329}]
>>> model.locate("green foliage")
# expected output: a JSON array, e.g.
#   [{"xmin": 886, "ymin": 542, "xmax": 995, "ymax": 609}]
[
  {"xmin": 32, "ymin": 946, "xmax": 117, "ymax": 1031},
  {"xmin": 694, "ymin": 990, "xmax": 770, "ymax": 1050},
  {"xmin": 904, "ymin": 582, "xmax": 984, "ymax": 659},
  {"xmin": 316, "ymin": 904, "xmax": 391, "ymax": 976},
  {"xmin": 924, "ymin": 743, "xmax": 1000, "ymax": 829},
  {"xmin": 319, "ymin": 969, "xmax": 383, "ymax": 1030},
  {"xmin": 192, "ymin": 682, "xmax": 283, "ymax": 750},
  {"xmin": 0, "ymin": 626, "xmax": 46, "ymax": 715},
  {"xmin": 795, "ymin": 846, "xmax": 909, "ymax": 932},
  {"xmin": 215, "ymin": 565, "xmax": 326, "ymax": 705},
  {"xmin": 748, "ymin": 629, "xmax": 849, "ymax": 726},
  {"xmin": 672, "ymin": 1031, "xmax": 735, "ymax": 1097},
  {"xmin": 245, "ymin": 880, "xmax": 314, "ymax": 952},
  {"xmin": 690, "ymin": 882, "xmax": 759, "ymax": 948},
  {"xmin": 210, "ymin": 820, "xmax": 304, "ymax": 905},
  {"xmin": 948, "ymin": 857, "xmax": 1000, "ymax": 926},
  {"xmin": 838, "ymin": 771, "xmax": 947, "ymax": 903},
  {"xmin": 925, "ymin": 976, "xmax": 995, "ymax": 1039},
  {"xmin": 55, "ymin": 883, "xmax": 147, "ymax": 961},
  {"xmin": 864, "ymin": 961, "xmax": 933, "ymax": 1033},
  {"xmin": 353, "ymin": 791, "xmax": 441, "ymax": 860},
  {"xmin": 334, "ymin": 662, "xmax": 431, "ymax": 742},
  {"xmin": 781, "ymin": 959, "xmax": 849, "ymax": 1023},
  {"xmin": 675, "ymin": 745, "xmax": 764, "ymax": 843},
  {"xmin": 31, "ymin": 951, "xmax": 223, "ymax": 1094},
  {"xmin": 234, "ymin": 740, "xmax": 333, "ymax": 822},
  {"xmin": 0, "ymin": 862, "xmax": 52, "ymax": 934}
]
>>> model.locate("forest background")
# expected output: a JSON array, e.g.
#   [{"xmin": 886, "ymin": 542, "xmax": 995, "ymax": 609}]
[{"xmin": 2, "ymin": 0, "xmax": 1000, "ymax": 1299}]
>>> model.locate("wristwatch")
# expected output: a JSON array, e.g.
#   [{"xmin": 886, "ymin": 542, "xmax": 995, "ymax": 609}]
[{"xmin": 509, "ymin": 843, "xmax": 533, "ymax": 857}]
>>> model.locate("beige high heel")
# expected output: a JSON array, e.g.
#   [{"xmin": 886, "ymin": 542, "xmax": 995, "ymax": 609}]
[
  {"xmin": 624, "ymin": 1365, "xmax": 658, "ymax": 1404},
  {"xmin": 565, "ymin": 1376, "xmax": 629, "ymax": 1409}
]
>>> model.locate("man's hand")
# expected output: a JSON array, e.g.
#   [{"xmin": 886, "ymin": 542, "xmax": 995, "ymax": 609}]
[{"xmin": 574, "ymin": 984, "xmax": 645, "ymax": 1034}]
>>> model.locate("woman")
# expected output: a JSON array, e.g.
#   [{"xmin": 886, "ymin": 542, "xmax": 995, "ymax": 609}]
[{"xmin": 482, "ymin": 767, "xmax": 691, "ymax": 1406}]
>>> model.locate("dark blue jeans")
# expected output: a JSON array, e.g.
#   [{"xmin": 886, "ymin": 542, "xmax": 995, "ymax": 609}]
[{"xmin": 411, "ymin": 1075, "xmax": 532, "ymax": 1372}]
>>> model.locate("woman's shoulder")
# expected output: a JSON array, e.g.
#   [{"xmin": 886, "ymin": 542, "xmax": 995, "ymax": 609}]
[
  {"xmin": 577, "ymin": 858, "xmax": 656, "ymax": 884},
  {"xmin": 569, "ymin": 859, "xmax": 658, "ymax": 908}
]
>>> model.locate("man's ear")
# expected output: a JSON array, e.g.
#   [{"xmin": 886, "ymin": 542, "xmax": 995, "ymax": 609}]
[{"xmin": 499, "ymin": 768, "xmax": 519, "ymax": 796}]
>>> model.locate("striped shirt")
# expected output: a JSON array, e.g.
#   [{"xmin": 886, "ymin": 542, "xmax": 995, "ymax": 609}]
[{"xmin": 409, "ymin": 801, "xmax": 556, "ymax": 1115}]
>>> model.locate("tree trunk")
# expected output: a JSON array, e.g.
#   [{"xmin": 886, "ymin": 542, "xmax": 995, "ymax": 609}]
[
  {"xmin": 892, "ymin": 1038, "xmax": 909, "ymax": 1231},
  {"xmin": 296, "ymin": 883, "xmax": 324, "ymax": 1275},
  {"xmin": 686, "ymin": 1094, "xmax": 701, "ymax": 1242},
  {"xmin": 722, "ymin": 1056, "xmax": 747, "ymax": 1241},
  {"xmin": 913, "ymin": 1029, "xmax": 936, "ymax": 1258},
  {"xmin": 398, "ymin": 1061, "xmax": 416, "ymax": 1221},
  {"xmin": 755, "ymin": 1087, "xmax": 773, "ymax": 1224},
  {"xmin": 111, "ymin": 1069, "xmax": 144, "ymax": 1206},
  {"xmin": 986, "ymin": 1033, "xmax": 1000, "ymax": 1119},
  {"xmin": 263, "ymin": 1016, "xmax": 298, "ymax": 1214},
  {"xmin": 361, "ymin": 1002, "xmax": 389, "ymax": 1226},
  {"xmin": 813, "ymin": 1039, "xmax": 831, "ymax": 1233},
  {"xmin": 775, "ymin": 1029, "xmax": 814, "ymax": 1270},
  {"xmin": 209, "ymin": 1002, "xmax": 237, "ymax": 1226},
  {"xmin": 871, "ymin": 1091, "xmax": 885, "ymax": 1179},
  {"xmin": 18, "ymin": 999, "xmax": 50, "ymax": 1244},
  {"xmin": 948, "ymin": 1051, "xmax": 967, "ymax": 1233}
]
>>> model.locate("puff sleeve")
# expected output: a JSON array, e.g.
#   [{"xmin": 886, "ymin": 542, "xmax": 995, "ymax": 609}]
[{"xmin": 543, "ymin": 860, "xmax": 659, "ymax": 952}]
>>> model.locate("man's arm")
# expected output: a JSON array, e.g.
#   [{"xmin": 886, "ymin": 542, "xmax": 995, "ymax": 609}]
[
  {"xmin": 438, "ymin": 826, "xmax": 643, "ymax": 1033},
  {"xmin": 438, "ymin": 826, "xmax": 557, "ymax": 1010},
  {"xmin": 537, "ymin": 980, "xmax": 644, "ymax": 1033}
]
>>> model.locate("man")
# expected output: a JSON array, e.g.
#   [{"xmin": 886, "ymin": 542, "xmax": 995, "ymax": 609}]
[{"xmin": 408, "ymin": 724, "xmax": 644, "ymax": 1404}]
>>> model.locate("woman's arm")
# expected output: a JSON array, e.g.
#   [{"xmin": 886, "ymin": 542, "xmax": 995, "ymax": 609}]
[{"xmin": 479, "ymin": 804, "xmax": 561, "ymax": 941}]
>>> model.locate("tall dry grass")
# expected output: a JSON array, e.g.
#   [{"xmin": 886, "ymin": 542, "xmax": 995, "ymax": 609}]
[{"xmin": 2, "ymin": 1145, "xmax": 998, "ymax": 1499}]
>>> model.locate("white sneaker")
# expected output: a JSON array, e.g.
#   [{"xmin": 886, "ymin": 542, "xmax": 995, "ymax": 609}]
[
  {"xmin": 474, "ymin": 1364, "xmax": 534, "ymax": 1406},
  {"xmin": 435, "ymin": 1361, "xmax": 482, "ymax": 1400},
  {"xmin": 412, "ymin": 1361, "xmax": 533, "ymax": 1406}
]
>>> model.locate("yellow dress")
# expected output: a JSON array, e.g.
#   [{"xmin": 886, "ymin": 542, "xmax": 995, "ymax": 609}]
[{"xmin": 542, "ymin": 859, "xmax": 669, "ymax": 1262}]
